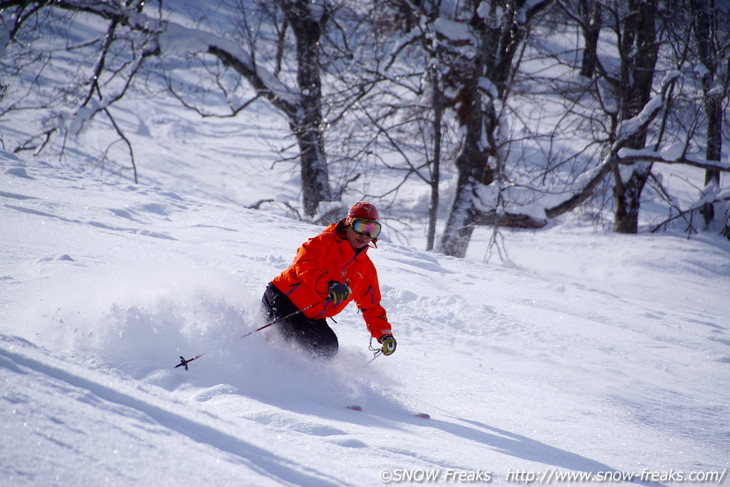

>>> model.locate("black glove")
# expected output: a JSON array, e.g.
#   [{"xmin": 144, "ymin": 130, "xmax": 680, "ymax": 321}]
[
  {"xmin": 379, "ymin": 335, "xmax": 397, "ymax": 356},
  {"xmin": 328, "ymin": 281, "xmax": 351, "ymax": 306}
]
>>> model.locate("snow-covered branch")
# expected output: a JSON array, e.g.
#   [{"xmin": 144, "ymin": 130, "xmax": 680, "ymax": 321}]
[
  {"xmin": 39, "ymin": 0, "xmax": 165, "ymax": 34},
  {"xmin": 617, "ymin": 148, "xmax": 730, "ymax": 173},
  {"xmin": 544, "ymin": 159, "xmax": 615, "ymax": 220},
  {"xmin": 613, "ymin": 71, "xmax": 681, "ymax": 151}
]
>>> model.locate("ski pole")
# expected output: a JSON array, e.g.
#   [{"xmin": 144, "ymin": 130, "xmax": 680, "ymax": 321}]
[
  {"xmin": 175, "ymin": 298, "xmax": 327, "ymax": 371},
  {"xmin": 367, "ymin": 350, "xmax": 382, "ymax": 364},
  {"xmin": 367, "ymin": 337, "xmax": 385, "ymax": 364}
]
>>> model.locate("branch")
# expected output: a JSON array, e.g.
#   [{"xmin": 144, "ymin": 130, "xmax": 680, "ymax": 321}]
[
  {"xmin": 205, "ymin": 42, "xmax": 298, "ymax": 119},
  {"xmin": 543, "ymin": 144, "xmax": 730, "ymax": 223},
  {"xmin": 650, "ymin": 194, "xmax": 730, "ymax": 233},
  {"xmin": 617, "ymin": 148, "xmax": 730, "ymax": 173},
  {"xmin": 472, "ymin": 210, "xmax": 547, "ymax": 229},
  {"xmin": 103, "ymin": 107, "xmax": 138, "ymax": 183},
  {"xmin": 613, "ymin": 71, "xmax": 681, "ymax": 151},
  {"xmin": 41, "ymin": 0, "xmax": 165, "ymax": 34},
  {"xmin": 544, "ymin": 158, "xmax": 614, "ymax": 218}
]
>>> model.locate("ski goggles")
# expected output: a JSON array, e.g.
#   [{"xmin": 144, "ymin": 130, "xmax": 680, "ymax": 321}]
[{"xmin": 350, "ymin": 218, "xmax": 382, "ymax": 239}]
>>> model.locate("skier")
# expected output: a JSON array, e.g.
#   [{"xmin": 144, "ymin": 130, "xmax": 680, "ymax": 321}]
[{"xmin": 261, "ymin": 201, "xmax": 397, "ymax": 360}]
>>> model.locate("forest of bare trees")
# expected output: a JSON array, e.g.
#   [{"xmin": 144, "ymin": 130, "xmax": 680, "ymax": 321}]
[{"xmin": 1, "ymin": 0, "xmax": 729, "ymax": 257}]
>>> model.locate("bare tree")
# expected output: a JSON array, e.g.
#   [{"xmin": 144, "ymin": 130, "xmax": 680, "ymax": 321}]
[
  {"xmin": 434, "ymin": 0, "xmax": 730, "ymax": 253},
  {"xmin": 604, "ymin": 0, "xmax": 661, "ymax": 233},
  {"xmin": 394, "ymin": 0, "xmax": 450, "ymax": 251},
  {"xmin": 689, "ymin": 0, "xmax": 728, "ymax": 186},
  {"xmin": 1, "ymin": 0, "xmax": 338, "ymax": 218},
  {"xmin": 1, "ymin": 0, "xmax": 162, "ymax": 181},
  {"xmin": 153, "ymin": 0, "xmax": 337, "ymax": 219},
  {"xmin": 688, "ymin": 0, "xmax": 730, "ymax": 226},
  {"xmin": 3, "ymin": 0, "xmax": 728, "ymax": 250},
  {"xmin": 352, "ymin": 0, "xmax": 451, "ymax": 250},
  {"xmin": 278, "ymin": 0, "xmax": 333, "ymax": 217}
]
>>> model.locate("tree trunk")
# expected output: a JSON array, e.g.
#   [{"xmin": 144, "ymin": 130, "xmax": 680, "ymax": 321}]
[
  {"xmin": 612, "ymin": 0, "xmax": 658, "ymax": 234},
  {"xmin": 427, "ymin": 68, "xmax": 443, "ymax": 252},
  {"xmin": 579, "ymin": 0, "xmax": 602, "ymax": 78},
  {"xmin": 285, "ymin": 0, "xmax": 333, "ymax": 217},
  {"xmin": 440, "ymin": 0, "xmax": 553, "ymax": 257},
  {"xmin": 613, "ymin": 162, "xmax": 652, "ymax": 233},
  {"xmin": 441, "ymin": 55, "xmax": 490, "ymax": 258},
  {"xmin": 703, "ymin": 100, "xmax": 722, "ymax": 187},
  {"xmin": 441, "ymin": 173, "xmax": 481, "ymax": 258},
  {"xmin": 690, "ymin": 0, "xmax": 724, "ymax": 224},
  {"xmin": 690, "ymin": 0, "xmax": 723, "ymax": 186}
]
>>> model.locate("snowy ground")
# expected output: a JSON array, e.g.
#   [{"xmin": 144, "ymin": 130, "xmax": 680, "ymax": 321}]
[{"xmin": 2, "ymin": 138, "xmax": 729, "ymax": 486}]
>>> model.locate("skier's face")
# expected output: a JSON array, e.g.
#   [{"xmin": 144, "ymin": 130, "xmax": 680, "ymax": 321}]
[{"xmin": 345, "ymin": 225, "xmax": 372, "ymax": 249}]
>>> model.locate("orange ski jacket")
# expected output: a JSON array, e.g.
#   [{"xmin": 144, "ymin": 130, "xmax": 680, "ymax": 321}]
[{"xmin": 271, "ymin": 222, "xmax": 393, "ymax": 341}]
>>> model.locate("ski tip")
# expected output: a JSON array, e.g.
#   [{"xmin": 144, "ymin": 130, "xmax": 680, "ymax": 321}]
[
  {"xmin": 346, "ymin": 405, "xmax": 363, "ymax": 411},
  {"xmin": 414, "ymin": 412, "xmax": 430, "ymax": 419}
]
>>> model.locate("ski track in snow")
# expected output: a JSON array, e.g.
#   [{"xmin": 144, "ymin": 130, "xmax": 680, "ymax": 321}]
[
  {"xmin": 0, "ymin": 336, "xmax": 638, "ymax": 487},
  {"xmin": 0, "ymin": 337, "xmax": 352, "ymax": 486}
]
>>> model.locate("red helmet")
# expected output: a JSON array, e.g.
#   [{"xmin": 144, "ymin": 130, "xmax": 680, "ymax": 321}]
[{"xmin": 348, "ymin": 201, "xmax": 379, "ymax": 221}]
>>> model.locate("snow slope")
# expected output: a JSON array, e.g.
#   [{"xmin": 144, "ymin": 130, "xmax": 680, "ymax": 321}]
[{"xmin": 2, "ymin": 145, "xmax": 729, "ymax": 486}]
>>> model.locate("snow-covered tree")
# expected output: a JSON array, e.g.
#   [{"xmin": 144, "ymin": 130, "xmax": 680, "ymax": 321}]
[
  {"xmin": 435, "ymin": 0, "xmax": 553, "ymax": 257},
  {"xmin": 556, "ymin": 0, "xmax": 730, "ymax": 237}
]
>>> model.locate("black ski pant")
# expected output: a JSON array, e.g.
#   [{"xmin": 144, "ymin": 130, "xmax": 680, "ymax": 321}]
[{"xmin": 261, "ymin": 283, "xmax": 338, "ymax": 359}]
